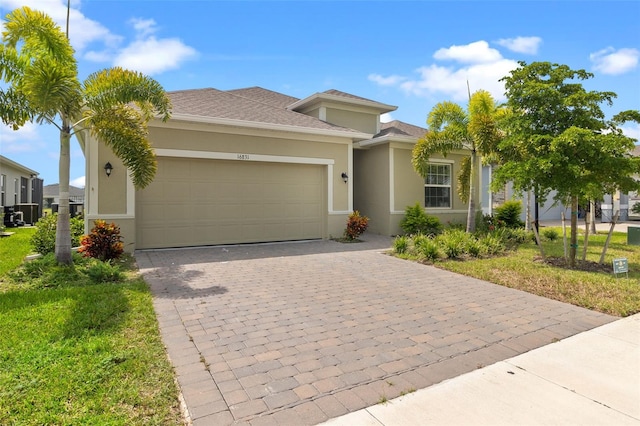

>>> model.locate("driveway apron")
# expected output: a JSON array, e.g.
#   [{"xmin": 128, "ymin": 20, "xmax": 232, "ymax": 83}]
[{"xmin": 135, "ymin": 235, "xmax": 615, "ymax": 426}]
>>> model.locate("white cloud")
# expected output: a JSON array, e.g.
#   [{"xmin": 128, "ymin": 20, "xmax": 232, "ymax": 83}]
[
  {"xmin": 433, "ymin": 41, "xmax": 502, "ymax": 64},
  {"xmin": 368, "ymin": 74, "xmax": 406, "ymax": 86},
  {"xmin": 622, "ymin": 123, "xmax": 640, "ymax": 141},
  {"xmin": 2, "ymin": 0, "xmax": 197, "ymax": 75},
  {"xmin": 129, "ymin": 17, "xmax": 157, "ymax": 39},
  {"xmin": 370, "ymin": 40, "xmax": 524, "ymax": 103},
  {"xmin": 380, "ymin": 113, "xmax": 393, "ymax": 123},
  {"xmin": 590, "ymin": 47, "xmax": 639, "ymax": 75},
  {"xmin": 0, "ymin": 122, "xmax": 45, "ymax": 153},
  {"xmin": 70, "ymin": 176, "xmax": 85, "ymax": 188},
  {"xmin": 495, "ymin": 36, "xmax": 542, "ymax": 54},
  {"xmin": 1, "ymin": 0, "xmax": 121, "ymax": 53},
  {"xmin": 111, "ymin": 16, "xmax": 197, "ymax": 75},
  {"xmin": 114, "ymin": 37, "xmax": 197, "ymax": 75},
  {"xmin": 399, "ymin": 60, "xmax": 518, "ymax": 102}
]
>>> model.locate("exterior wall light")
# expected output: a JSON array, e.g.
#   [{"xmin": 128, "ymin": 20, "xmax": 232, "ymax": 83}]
[
  {"xmin": 341, "ymin": 172, "xmax": 348, "ymax": 183},
  {"xmin": 104, "ymin": 162, "xmax": 113, "ymax": 177}
]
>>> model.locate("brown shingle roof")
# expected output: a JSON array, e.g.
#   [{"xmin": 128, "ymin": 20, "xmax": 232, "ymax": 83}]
[
  {"xmin": 168, "ymin": 88, "xmax": 361, "ymax": 133},
  {"xmin": 226, "ymin": 86, "xmax": 299, "ymax": 109},
  {"xmin": 377, "ymin": 120, "xmax": 427, "ymax": 138}
]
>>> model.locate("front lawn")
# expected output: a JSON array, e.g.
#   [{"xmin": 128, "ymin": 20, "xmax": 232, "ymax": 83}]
[
  {"xmin": 401, "ymin": 228, "xmax": 640, "ymax": 317},
  {"xmin": 0, "ymin": 232, "xmax": 184, "ymax": 425}
]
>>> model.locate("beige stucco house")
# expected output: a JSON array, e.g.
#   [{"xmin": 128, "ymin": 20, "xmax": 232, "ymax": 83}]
[
  {"xmin": 82, "ymin": 87, "xmax": 480, "ymax": 251},
  {"xmin": 0, "ymin": 155, "xmax": 43, "ymax": 225}
]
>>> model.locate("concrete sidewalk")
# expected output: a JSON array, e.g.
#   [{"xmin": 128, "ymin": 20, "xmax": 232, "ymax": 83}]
[{"xmin": 322, "ymin": 313, "xmax": 640, "ymax": 426}]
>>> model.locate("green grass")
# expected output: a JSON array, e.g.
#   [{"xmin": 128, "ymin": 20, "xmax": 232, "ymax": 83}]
[
  {"xmin": 434, "ymin": 229, "xmax": 640, "ymax": 317},
  {"xmin": 0, "ymin": 227, "xmax": 36, "ymax": 276},
  {"xmin": 0, "ymin": 246, "xmax": 184, "ymax": 424}
]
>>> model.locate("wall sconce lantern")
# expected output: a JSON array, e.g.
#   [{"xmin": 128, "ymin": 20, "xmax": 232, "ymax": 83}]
[
  {"xmin": 341, "ymin": 172, "xmax": 348, "ymax": 183},
  {"xmin": 104, "ymin": 162, "xmax": 113, "ymax": 177}
]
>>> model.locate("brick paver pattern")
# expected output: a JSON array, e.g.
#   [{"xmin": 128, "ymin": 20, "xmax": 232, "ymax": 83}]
[{"xmin": 135, "ymin": 235, "xmax": 614, "ymax": 426}]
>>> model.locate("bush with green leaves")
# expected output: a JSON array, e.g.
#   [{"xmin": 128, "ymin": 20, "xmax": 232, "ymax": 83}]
[
  {"xmin": 436, "ymin": 229, "xmax": 470, "ymax": 259},
  {"xmin": 31, "ymin": 213, "xmax": 85, "ymax": 255},
  {"xmin": 478, "ymin": 234, "xmax": 505, "ymax": 255},
  {"xmin": 493, "ymin": 200, "xmax": 524, "ymax": 228},
  {"xmin": 393, "ymin": 235, "xmax": 409, "ymax": 254},
  {"xmin": 632, "ymin": 203, "xmax": 640, "ymax": 215},
  {"xmin": 413, "ymin": 234, "xmax": 441, "ymax": 261},
  {"xmin": 78, "ymin": 220, "xmax": 124, "ymax": 261},
  {"xmin": 400, "ymin": 202, "xmax": 443, "ymax": 236},
  {"xmin": 542, "ymin": 228, "xmax": 560, "ymax": 241},
  {"xmin": 86, "ymin": 258, "xmax": 124, "ymax": 283}
]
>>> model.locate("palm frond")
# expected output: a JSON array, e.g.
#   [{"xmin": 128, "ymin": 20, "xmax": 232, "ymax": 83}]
[
  {"xmin": 427, "ymin": 101, "xmax": 468, "ymax": 131},
  {"xmin": 0, "ymin": 88, "xmax": 34, "ymax": 129},
  {"xmin": 83, "ymin": 67, "xmax": 171, "ymax": 122},
  {"xmin": 86, "ymin": 105, "xmax": 157, "ymax": 188}
]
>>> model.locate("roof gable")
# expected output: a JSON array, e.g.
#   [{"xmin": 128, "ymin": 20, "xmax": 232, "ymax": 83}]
[{"xmin": 377, "ymin": 120, "xmax": 427, "ymax": 138}]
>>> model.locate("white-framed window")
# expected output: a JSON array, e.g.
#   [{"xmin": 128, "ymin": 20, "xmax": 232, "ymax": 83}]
[
  {"xmin": 14, "ymin": 178, "xmax": 18, "ymax": 204},
  {"xmin": 424, "ymin": 163, "xmax": 451, "ymax": 208},
  {"xmin": 0, "ymin": 174, "xmax": 5, "ymax": 206}
]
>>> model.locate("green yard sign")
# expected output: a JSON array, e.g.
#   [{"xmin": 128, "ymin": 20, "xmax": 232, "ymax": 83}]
[{"xmin": 613, "ymin": 258, "xmax": 628, "ymax": 278}]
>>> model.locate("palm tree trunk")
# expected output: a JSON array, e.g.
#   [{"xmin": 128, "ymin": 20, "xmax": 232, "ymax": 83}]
[
  {"xmin": 466, "ymin": 151, "xmax": 477, "ymax": 233},
  {"xmin": 569, "ymin": 195, "xmax": 578, "ymax": 267},
  {"xmin": 55, "ymin": 121, "xmax": 73, "ymax": 265}
]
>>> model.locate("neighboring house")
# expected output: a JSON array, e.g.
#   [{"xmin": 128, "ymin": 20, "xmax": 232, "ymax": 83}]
[
  {"xmin": 43, "ymin": 184, "xmax": 85, "ymax": 207},
  {"xmin": 485, "ymin": 143, "xmax": 640, "ymax": 223},
  {"xmin": 81, "ymin": 87, "xmax": 480, "ymax": 251},
  {"xmin": 628, "ymin": 145, "xmax": 640, "ymax": 220},
  {"xmin": 0, "ymin": 155, "xmax": 44, "ymax": 224}
]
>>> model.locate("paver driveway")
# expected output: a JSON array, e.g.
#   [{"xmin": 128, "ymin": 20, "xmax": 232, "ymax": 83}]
[{"xmin": 135, "ymin": 235, "xmax": 615, "ymax": 426}]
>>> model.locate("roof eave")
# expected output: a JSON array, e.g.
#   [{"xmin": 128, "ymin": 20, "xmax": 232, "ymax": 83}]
[
  {"xmin": 355, "ymin": 135, "xmax": 418, "ymax": 149},
  {"xmin": 156, "ymin": 113, "xmax": 372, "ymax": 141},
  {"xmin": 0, "ymin": 155, "xmax": 39, "ymax": 176},
  {"xmin": 288, "ymin": 93, "xmax": 397, "ymax": 114}
]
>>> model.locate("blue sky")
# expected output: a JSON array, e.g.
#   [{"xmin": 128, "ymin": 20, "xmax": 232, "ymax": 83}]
[{"xmin": 1, "ymin": 0, "xmax": 639, "ymax": 187}]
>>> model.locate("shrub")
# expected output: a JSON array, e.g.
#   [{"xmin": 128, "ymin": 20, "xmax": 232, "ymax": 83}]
[
  {"xmin": 493, "ymin": 227, "xmax": 530, "ymax": 246},
  {"xmin": 393, "ymin": 235, "xmax": 409, "ymax": 254},
  {"xmin": 344, "ymin": 211, "xmax": 369, "ymax": 241},
  {"xmin": 479, "ymin": 234, "xmax": 505, "ymax": 255},
  {"xmin": 414, "ymin": 235, "xmax": 440, "ymax": 261},
  {"xmin": 542, "ymin": 228, "xmax": 560, "ymax": 241},
  {"xmin": 493, "ymin": 201, "xmax": 524, "ymax": 229},
  {"xmin": 400, "ymin": 202, "xmax": 443, "ymax": 236},
  {"xmin": 31, "ymin": 213, "xmax": 85, "ymax": 255},
  {"xmin": 78, "ymin": 220, "xmax": 124, "ymax": 261},
  {"xmin": 465, "ymin": 238, "xmax": 484, "ymax": 257},
  {"xmin": 86, "ymin": 259, "xmax": 124, "ymax": 283},
  {"xmin": 632, "ymin": 203, "xmax": 640, "ymax": 215},
  {"xmin": 437, "ymin": 229, "xmax": 468, "ymax": 259}
]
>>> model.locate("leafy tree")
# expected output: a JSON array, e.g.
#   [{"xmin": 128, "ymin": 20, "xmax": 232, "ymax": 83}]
[
  {"xmin": 412, "ymin": 90, "xmax": 503, "ymax": 232},
  {"xmin": 0, "ymin": 6, "xmax": 171, "ymax": 265},
  {"xmin": 494, "ymin": 61, "xmax": 640, "ymax": 266}
]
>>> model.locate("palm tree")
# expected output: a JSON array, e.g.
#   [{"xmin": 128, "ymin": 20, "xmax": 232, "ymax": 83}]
[
  {"xmin": 0, "ymin": 6, "xmax": 171, "ymax": 264},
  {"xmin": 412, "ymin": 90, "xmax": 502, "ymax": 233}
]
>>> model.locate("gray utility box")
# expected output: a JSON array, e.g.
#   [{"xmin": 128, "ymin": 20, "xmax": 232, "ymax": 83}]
[{"xmin": 628, "ymin": 226, "xmax": 640, "ymax": 246}]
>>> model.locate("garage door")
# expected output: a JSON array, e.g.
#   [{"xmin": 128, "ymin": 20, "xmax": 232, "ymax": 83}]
[{"xmin": 136, "ymin": 157, "xmax": 325, "ymax": 249}]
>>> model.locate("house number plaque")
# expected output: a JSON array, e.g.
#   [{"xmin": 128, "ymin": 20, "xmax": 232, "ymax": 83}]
[{"xmin": 236, "ymin": 154, "xmax": 250, "ymax": 160}]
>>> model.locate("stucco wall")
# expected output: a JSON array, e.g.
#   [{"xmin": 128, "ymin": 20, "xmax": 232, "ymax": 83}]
[
  {"xmin": 325, "ymin": 108, "xmax": 378, "ymax": 135},
  {"xmin": 97, "ymin": 143, "xmax": 127, "ymax": 215},
  {"xmin": 353, "ymin": 145, "xmax": 390, "ymax": 235}
]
